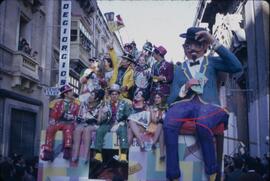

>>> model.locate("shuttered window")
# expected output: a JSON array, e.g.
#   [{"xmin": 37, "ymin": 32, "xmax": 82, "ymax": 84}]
[{"xmin": 9, "ymin": 109, "xmax": 36, "ymax": 158}]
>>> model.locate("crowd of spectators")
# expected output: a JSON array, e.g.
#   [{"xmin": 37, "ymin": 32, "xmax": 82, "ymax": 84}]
[
  {"xmin": 224, "ymin": 150, "xmax": 269, "ymax": 181},
  {"xmin": 0, "ymin": 154, "xmax": 38, "ymax": 181}
]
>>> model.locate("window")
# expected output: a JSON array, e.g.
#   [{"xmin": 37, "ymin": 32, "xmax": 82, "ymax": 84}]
[
  {"xmin": 95, "ymin": 39, "xmax": 98, "ymax": 57},
  {"xmin": 79, "ymin": 31, "xmax": 92, "ymax": 52},
  {"xmin": 69, "ymin": 75, "xmax": 79, "ymax": 94},
  {"xmin": 9, "ymin": 109, "xmax": 36, "ymax": 158},
  {"xmin": 71, "ymin": 29, "xmax": 78, "ymax": 41},
  {"xmin": 18, "ymin": 15, "xmax": 32, "ymax": 56}
]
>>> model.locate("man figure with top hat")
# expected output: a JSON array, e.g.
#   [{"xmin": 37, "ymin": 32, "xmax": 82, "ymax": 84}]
[
  {"xmin": 92, "ymin": 84, "xmax": 132, "ymax": 163},
  {"xmin": 150, "ymin": 45, "xmax": 174, "ymax": 101},
  {"xmin": 164, "ymin": 27, "xmax": 242, "ymax": 181},
  {"xmin": 41, "ymin": 85, "xmax": 80, "ymax": 161}
]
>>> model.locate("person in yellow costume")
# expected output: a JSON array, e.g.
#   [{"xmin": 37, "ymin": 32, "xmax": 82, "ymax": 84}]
[{"xmin": 107, "ymin": 43, "xmax": 135, "ymax": 100}]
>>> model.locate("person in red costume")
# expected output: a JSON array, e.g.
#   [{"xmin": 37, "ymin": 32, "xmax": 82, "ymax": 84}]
[{"xmin": 41, "ymin": 85, "xmax": 80, "ymax": 161}]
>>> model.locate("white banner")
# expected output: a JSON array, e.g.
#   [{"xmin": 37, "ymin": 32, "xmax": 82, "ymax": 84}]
[{"xmin": 58, "ymin": 0, "xmax": 71, "ymax": 86}]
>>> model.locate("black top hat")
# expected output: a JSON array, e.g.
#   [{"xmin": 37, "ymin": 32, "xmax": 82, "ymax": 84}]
[
  {"xmin": 121, "ymin": 52, "xmax": 135, "ymax": 63},
  {"xmin": 179, "ymin": 27, "xmax": 206, "ymax": 40}
]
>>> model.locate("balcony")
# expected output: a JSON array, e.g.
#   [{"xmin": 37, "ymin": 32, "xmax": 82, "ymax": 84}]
[
  {"xmin": 70, "ymin": 26, "xmax": 94, "ymax": 65},
  {"xmin": 12, "ymin": 51, "xmax": 39, "ymax": 81},
  {"xmin": 77, "ymin": 0, "xmax": 97, "ymax": 15},
  {"xmin": 70, "ymin": 42, "xmax": 90, "ymax": 65},
  {"xmin": 0, "ymin": 45, "xmax": 40, "ymax": 90}
]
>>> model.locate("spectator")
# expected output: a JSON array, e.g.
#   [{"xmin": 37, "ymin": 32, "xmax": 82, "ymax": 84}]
[{"xmin": 225, "ymin": 156, "xmax": 244, "ymax": 181}]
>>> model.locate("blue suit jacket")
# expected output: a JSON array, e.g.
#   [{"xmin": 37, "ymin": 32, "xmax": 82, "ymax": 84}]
[{"xmin": 167, "ymin": 45, "xmax": 243, "ymax": 105}]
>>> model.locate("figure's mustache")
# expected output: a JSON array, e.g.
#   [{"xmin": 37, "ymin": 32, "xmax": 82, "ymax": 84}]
[{"xmin": 188, "ymin": 49, "xmax": 200, "ymax": 54}]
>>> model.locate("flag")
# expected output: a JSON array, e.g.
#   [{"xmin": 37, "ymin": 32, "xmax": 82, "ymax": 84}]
[
  {"xmin": 104, "ymin": 12, "xmax": 114, "ymax": 22},
  {"xmin": 107, "ymin": 21, "xmax": 118, "ymax": 32},
  {"xmin": 116, "ymin": 14, "xmax": 125, "ymax": 30},
  {"xmin": 104, "ymin": 12, "xmax": 125, "ymax": 32}
]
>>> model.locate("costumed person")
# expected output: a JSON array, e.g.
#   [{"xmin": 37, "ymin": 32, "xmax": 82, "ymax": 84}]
[
  {"xmin": 128, "ymin": 90, "xmax": 165, "ymax": 160},
  {"xmin": 129, "ymin": 41, "xmax": 139, "ymax": 58},
  {"xmin": 79, "ymin": 57, "xmax": 101, "ymax": 103},
  {"xmin": 128, "ymin": 89, "xmax": 150, "ymax": 150},
  {"xmin": 41, "ymin": 85, "xmax": 80, "ymax": 161},
  {"xmin": 92, "ymin": 84, "xmax": 132, "ymax": 163},
  {"xmin": 164, "ymin": 27, "xmax": 243, "ymax": 181},
  {"xmin": 150, "ymin": 45, "xmax": 174, "ymax": 101},
  {"xmin": 71, "ymin": 89, "xmax": 105, "ymax": 164},
  {"xmin": 133, "ymin": 53, "xmax": 151, "ymax": 98},
  {"xmin": 108, "ymin": 45, "xmax": 135, "ymax": 100},
  {"xmin": 123, "ymin": 43, "xmax": 133, "ymax": 54},
  {"xmin": 142, "ymin": 41, "xmax": 155, "ymax": 68},
  {"xmin": 149, "ymin": 91, "xmax": 167, "ymax": 161},
  {"xmin": 103, "ymin": 54, "xmax": 114, "ymax": 83}
]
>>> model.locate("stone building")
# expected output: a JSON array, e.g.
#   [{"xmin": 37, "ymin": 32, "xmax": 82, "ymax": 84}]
[
  {"xmin": 0, "ymin": 0, "xmax": 122, "ymax": 158},
  {"xmin": 193, "ymin": 0, "xmax": 269, "ymax": 157}
]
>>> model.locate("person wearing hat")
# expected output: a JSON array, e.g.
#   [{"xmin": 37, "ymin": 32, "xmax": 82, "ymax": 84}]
[
  {"xmin": 142, "ymin": 41, "xmax": 156, "ymax": 68},
  {"xmin": 79, "ymin": 57, "xmax": 101, "ymax": 103},
  {"xmin": 71, "ymin": 89, "xmax": 105, "ymax": 164},
  {"xmin": 41, "ymin": 85, "xmax": 80, "ymax": 161},
  {"xmin": 92, "ymin": 84, "xmax": 132, "ymax": 163},
  {"xmin": 164, "ymin": 27, "xmax": 243, "ymax": 181},
  {"xmin": 108, "ymin": 43, "xmax": 135, "ymax": 100},
  {"xmin": 133, "ymin": 52, "xmax": 151, "ymax": 99},
  {"xmin": 150, "ymin": 45, "xmax": 174, "ymax": 101}
]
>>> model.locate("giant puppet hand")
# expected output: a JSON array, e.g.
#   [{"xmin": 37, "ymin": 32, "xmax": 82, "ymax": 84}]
[
  {"xmin": 195, "ymin": 30, "xmax": 215, "ymax": 45},
  {"xmin": 185, "ymin": 78, "xmax": 200, "ymax": 90}
]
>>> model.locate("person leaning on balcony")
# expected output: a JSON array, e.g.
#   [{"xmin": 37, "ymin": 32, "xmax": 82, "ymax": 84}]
[
  {"xmin": 41, "ymin": 85, "xmax": 80, "ymax": 161},
  {"xmin": 164, "ymin": 27, "xmax": 243, "ymax": 181},
  {"xmin": 107, "ymin": 43, "xmax": 135, "ymax": 100}
]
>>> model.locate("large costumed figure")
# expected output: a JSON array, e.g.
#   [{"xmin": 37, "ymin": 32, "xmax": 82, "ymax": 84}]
[
  {"xmin": 41, "ymin": 85, "xmax": 80, "ymax": 161},
  {"xmin": 164, "ymin": 27, "xmax": 243, "ymax": 181}
]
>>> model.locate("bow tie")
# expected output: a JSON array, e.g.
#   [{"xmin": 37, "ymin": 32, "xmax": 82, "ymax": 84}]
[{"xmin": 189, "ymin": 60, "xmax": 200, "ymax": 67}]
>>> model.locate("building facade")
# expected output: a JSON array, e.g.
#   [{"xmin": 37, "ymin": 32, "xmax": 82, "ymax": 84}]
[
  {"xmin": 0, "ymin": 0, "xmax": 122, "ymax": 158},
  {"xmin": 193, "ymin": 0, "xmax": 269, "ymax": 157}
]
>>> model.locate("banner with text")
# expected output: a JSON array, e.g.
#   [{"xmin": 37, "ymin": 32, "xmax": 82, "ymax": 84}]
[{"xmin": 58, "ymin": 0, "xmax": 71, "ymax": 86}]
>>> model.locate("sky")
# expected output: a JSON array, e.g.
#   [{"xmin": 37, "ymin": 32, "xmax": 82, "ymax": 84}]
[{"xmin": 97, "ymin": 0, "xmax": 198, "ymax": 63}]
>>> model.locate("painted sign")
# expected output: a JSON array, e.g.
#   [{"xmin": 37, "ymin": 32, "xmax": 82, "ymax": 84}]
[
  {"xmin": 44, "ymin": 87, "xmax": 59, "ymax": 96},
  {"xmin": 58, "ymin": 0, "xmax": 71, "ymax": 86}
]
